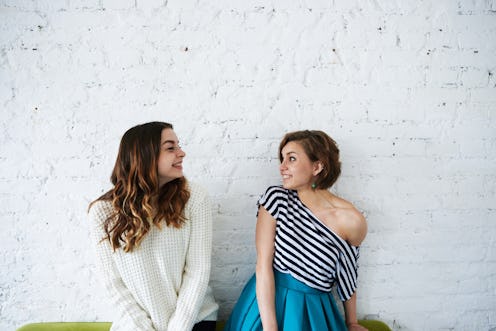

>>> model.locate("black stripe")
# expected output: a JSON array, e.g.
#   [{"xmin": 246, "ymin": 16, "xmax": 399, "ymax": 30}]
[{"xmin": 257, "ymin": 186, "xmax": 359, "ymax": 297}]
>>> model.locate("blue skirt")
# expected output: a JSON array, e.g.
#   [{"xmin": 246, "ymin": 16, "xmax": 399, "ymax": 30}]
[{"xmin": 224, "ymin": 270, "xmax": 347, "ymax": 331}]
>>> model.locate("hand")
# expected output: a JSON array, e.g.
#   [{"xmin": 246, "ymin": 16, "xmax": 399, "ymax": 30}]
[{"xmin": 347, "ymin": 322, "xmax": 369, "ymax": 331}]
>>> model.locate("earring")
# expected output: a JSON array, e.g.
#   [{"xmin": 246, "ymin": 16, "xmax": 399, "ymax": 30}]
[{"xmin": 311, "ymin": 183, "xmax": 316, "ymax": 189}]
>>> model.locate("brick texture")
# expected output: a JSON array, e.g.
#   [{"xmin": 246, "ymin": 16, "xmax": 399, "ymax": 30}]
[{"xmin": 1, "ymin": 1, "xmax": 495, "ymax": 330}]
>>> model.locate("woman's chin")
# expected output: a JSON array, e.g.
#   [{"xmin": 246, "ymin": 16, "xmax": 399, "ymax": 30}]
[{"xmin": 281, "ymin": 182, "xmax": 293, "ymax": 190}]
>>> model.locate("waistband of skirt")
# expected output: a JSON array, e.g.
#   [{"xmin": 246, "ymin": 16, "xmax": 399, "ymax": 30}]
[{"xmin": 274, "ymin": 269, "xmax": 327, "ymax": 295}]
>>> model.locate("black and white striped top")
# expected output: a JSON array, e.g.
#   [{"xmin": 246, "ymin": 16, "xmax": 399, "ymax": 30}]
[{"xmin": 258, "ymin": 185, "xmax": 360, "ymax": 301}]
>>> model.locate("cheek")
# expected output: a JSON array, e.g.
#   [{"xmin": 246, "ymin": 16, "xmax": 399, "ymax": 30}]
[
  {"xmin": 296, "ymin": 164, "xmax": 313, "ymax": 177},
  {"xmin": 158, "ymin": 156, "xmax": 172, "ymax": 169}
]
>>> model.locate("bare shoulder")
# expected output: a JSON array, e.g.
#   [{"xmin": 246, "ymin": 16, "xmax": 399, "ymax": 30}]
[{"xmin": 330, "ymin": 195, "xmax": 367, "ymax": 246}]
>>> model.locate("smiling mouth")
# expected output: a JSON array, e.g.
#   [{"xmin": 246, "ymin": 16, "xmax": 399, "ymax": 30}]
[{"xmin": 281, "ymin": 174, "xmax": 291, "ymax": 179}]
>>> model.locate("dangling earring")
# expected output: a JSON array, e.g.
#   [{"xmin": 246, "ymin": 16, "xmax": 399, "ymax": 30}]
[{"xmin": 311, "ymin": 183, "xmax": 316, "ymax": 189}]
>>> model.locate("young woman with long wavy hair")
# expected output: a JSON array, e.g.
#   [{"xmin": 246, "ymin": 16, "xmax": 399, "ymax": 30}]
[{"xmin": 89, "ymin": 121, "xmax": 218, "ymax": 331}]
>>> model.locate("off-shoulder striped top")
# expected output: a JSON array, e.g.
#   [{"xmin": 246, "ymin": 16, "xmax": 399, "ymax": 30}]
[{"xmin": 258, "ymin": 185, "xmax": 360, "ymax": 301}]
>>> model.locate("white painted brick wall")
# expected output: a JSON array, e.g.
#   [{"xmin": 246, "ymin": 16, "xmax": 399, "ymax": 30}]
[{"xmin": 1, "ymin": 1, "xmax": 495, "ymax": 330}]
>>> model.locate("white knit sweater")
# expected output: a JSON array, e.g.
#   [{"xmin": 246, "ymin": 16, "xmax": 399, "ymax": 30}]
[{"xmin": 89, "ymin": 182, "xmax": 219, "ymax": 331}]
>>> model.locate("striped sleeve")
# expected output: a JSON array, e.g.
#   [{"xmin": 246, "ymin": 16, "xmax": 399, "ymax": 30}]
[
  {"xmin": 257, "ymin": 186, "xmax": 286, "ymax": 219},
  {"xmin": 336, "ymin": 245, "xmax": 360, "ymax": 301}
]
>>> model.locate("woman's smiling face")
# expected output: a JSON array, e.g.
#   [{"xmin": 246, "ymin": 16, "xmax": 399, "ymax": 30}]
[
  {"xmin": 279, "ymin": 141, "xmax": 317, "ymax": 191},
  {"xmin": 157, "ymin": 128, "xmax": 186, "ymax": 186}
]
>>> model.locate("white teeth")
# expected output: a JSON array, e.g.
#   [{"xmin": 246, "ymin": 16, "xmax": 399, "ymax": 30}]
[{"xmin": 282, "ymin": 175, "xmax": 290, "ymax": 179}]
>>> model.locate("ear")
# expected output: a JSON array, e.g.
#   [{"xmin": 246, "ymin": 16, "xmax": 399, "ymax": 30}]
[{"xmin": 312, "ymin": 161, "xmax": 323, "ymax": 176}]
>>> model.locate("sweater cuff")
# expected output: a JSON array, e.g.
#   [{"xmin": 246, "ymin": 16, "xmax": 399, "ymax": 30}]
[{"xmin": 167, "ymin": 312, "xmax": 195, "ymax": 331}]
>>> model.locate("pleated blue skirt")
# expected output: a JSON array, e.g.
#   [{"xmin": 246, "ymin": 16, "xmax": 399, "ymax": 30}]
[{"xmin": 224, "ymin": 270, "xmax": 347, "ymax": 331}]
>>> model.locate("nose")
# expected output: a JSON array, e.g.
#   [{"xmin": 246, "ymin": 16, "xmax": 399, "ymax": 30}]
[
  {"xmin": 177, "ymin": 147, "xmax": 186, "ymax": 158},
  {"xmin": 279, "ymin": 160, "xmax": 287, "ymax": 171}
]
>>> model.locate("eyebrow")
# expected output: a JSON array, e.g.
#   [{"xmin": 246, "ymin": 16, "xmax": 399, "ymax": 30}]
[{"xmin": 161, "ymin": 140, "xmax": 178, "ymax": 146}]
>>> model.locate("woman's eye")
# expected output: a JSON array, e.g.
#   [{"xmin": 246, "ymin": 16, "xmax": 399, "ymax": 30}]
[
  {"xmin": 165, "ymin": 145, "xmax": 182, "ymax": 152},
  {"xmin": 289, "ymin": 156, "xmax": 296, "ymax": 161}
]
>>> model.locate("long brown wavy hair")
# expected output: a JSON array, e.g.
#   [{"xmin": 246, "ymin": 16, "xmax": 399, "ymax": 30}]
[{"xmin": 90, "ymin": 122, "xmax": 190, "ymax": 252}]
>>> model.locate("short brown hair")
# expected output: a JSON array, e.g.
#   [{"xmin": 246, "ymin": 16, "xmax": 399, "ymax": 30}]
[{"xmin": 278, "ymin": 130, "xmax": 341, "ymax": 189}]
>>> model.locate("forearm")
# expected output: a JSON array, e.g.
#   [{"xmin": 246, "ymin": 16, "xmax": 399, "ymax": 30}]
[
  {"xmin": 255, "ymin": 206, "xmax": 278, "ymax": 331},
  {"xmin": 167, "ymin": 265, "xmax": 210, "ymax": 331},
  {"xmin": 343, "ymin": 292, "xmax": 359, "ymax": 326},
  {"xmin": 172, "ymin": 243, "xmax": 211, "ymax": 319},
  {"xmin": 94, "ymin": 244, "xmax": 156, "ymax": 330},
  {"xmin": 89, "ymin": 206, "xmax": 155, "ymax": 330},
  {"xmin": 103, "ymin": 273, "xmax": 156, "ymax": 330},
  {"xmin": 168, "ymin": 191, "xmax": 213, "ymax": 331},
  {"xmin": 255, "ymin": 266, "xmax": 278, "ymax": 331}
]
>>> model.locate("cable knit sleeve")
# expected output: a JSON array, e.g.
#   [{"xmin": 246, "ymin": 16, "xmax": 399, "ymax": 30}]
[
  {"xmin": 167, "ymin": 184, "xmax": 213, "ymax": 331},
  {"xmin": 88, "ymin": 201, "xmax": 156, "ymax": 331}
]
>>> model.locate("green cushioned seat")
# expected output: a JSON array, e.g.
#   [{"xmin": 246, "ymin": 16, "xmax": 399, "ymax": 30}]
[
  {"xmin": 17, "ymin": 319, "xmax": 391, "ymax": 331},
  {"xmin": 358, "ymin": 319, "xmax": 392, "ymax": 331},
  {"xmin": 16, "ymin": 322, "xmax": 112, "ymax": 331}
]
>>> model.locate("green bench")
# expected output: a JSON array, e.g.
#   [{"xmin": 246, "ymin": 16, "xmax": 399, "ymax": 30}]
[{"xmin": 17, "ymin": 320, "xmax": 392, "ymax": 331}]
